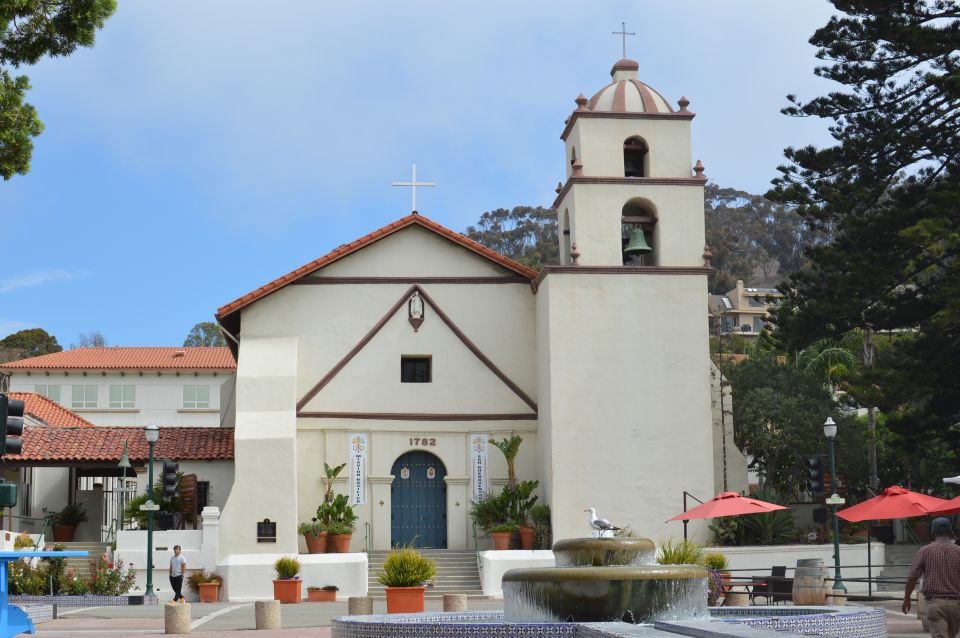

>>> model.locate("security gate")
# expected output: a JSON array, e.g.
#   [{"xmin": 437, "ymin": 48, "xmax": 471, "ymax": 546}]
[{"xmin": 391, "ymin": 451, "xmax": 447, "ymax": 548}]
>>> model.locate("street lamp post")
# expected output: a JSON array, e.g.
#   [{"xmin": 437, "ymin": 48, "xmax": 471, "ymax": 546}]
[
  {"xmin": 144, "ymin": 424, "xmax": 160, "ymax": 598},
  {"xmin": 823, "ymin": 417, "xmax": 846, "ymax": 593}
]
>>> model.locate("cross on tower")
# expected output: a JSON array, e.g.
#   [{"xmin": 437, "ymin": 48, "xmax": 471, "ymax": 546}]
[
  {"xmin": 612, "ymin": 21, "xmax": 635, "ymax": 59},
  {"xmin": 392, "ymin": 163, "xmax": 436, "ymax": 213}
]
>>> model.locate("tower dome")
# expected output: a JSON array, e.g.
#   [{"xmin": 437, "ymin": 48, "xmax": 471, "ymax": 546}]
[{"xmin": 584, "ymin": 59, "xmax": 674, "ymax": 114}]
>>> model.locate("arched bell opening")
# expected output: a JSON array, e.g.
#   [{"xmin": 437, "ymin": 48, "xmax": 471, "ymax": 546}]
[
  {"xmin": 623, "ymin": 136, "xmax": 649, "ymax": 178},
  {"xmin": 622, "ymin": 198, "xmax": 658, "ymax": 266},
  {"xmin": 561, "ymin": 208, "xmax": 572, "ymax": 265}
]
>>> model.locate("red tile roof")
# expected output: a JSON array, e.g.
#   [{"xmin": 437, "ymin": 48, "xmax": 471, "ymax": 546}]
[
  {"xmin": 215, "ymin": 213, "xmax": 539, "ymax": 322},
  {"xmin": 5, "ymin": 426, "xmax": 234, "ymax": 463},
  {"xmin": 0, "ymin": 347, "xmax": 236, "ymax": 370},
  {"xmin": 7, "ymin": 392, "xmax": 94, "ymax": 428}
]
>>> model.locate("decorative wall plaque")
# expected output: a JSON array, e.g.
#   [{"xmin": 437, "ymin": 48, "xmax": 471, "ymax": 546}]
[
  {"xmin": 400, "ymin": 467, "xmax": 410, "ymax": 479},
  {"xmin": 427, "ymin": 467, "xmax": 436, "ymax": 479},
  {"xmin": 257, "ymin": 518, "xmax": 277, "ymax": 543}
]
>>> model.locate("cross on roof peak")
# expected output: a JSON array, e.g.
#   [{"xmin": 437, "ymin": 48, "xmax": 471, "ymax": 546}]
[
  {"xmin": 391, "ymin": 163, "xmax": 436, "ymax": 213},
  {"xmin": 612, "ymin": 21, "xmax": 636, "ymax": 60}
]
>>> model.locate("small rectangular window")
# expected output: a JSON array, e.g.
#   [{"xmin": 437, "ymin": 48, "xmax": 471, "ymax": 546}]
[
  {"xmin": 34, "ymin": 385, "xmax": 61, "ymax": 403},
  {"xmin": 71, "ymin": 385, "xmax": 98, "ymax": 408},
  {"xmin": 401, "ymin": 356, "xmax": 431, "ymax": 383},
  {"xmin": 183, "ymin": 385, "xmax": 210, "ymax": 408},
  {"xmin": 109, "ymin": 385, "xmax": 135, "ymax": 408}
]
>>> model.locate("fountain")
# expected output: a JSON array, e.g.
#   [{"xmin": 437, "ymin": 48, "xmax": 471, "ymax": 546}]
[
  {"xmin": 503, "ymin": 537, "xmax": 708, "ymax": 623},
  {"xmin": 332, "ymin": 533, "xmax": 886, "ymax": 638}
]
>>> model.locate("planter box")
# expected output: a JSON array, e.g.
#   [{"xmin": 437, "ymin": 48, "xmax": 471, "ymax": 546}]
[
  {"xmin": 198, "ymin": 582, "xmax": 219, "ymax": 603},
  {"xmin": 307, "ymin": 589, "xmax": 337, "ymax": 602},
  {"xmin": 385, "ymin": 586, "xmax": 425, "ymax": 614},
  {"xmin": 273, "ymin": 579, "xmax": 302, "ymax": 604}
]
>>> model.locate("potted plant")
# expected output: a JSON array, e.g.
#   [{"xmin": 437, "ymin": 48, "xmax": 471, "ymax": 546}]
[
  {"xmin": 272, "ymin": 556, "xmax": 302, "ymax": 603},
  {"xmin": 187, "ymin": 570, "xmax": 223, "ymax": 603},
  {"xmin": 299, "ymin": 519, "xmax": 328, "ymax": 554},
  {"xmin": 490, "ymin": 523, "xmax": 515, "ymax": 550},
  {"xmin": 704, "ymin": 551, "xmax": 729, "ymax": 606},
  {"xmin": 49, "ymin": 504, "xmax": 88, "ymax": 542},
  {"xmin": 378, "ymin": 545, "xmax": 437, "ymax": 614},
  {"xmin": 307, "ymin": 584, "xmax": 339, "ymax": 602},
  {"xmin": 320, "ymin": 494, "xmax": 358, "ymax": 553},
  {"xmin": 508, "ymin": 480, "xmax": 539, "ymax": 550}
]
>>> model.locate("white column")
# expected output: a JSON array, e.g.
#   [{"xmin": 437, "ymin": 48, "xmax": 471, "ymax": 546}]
[{"xmin": 201, "ymin": 506, "xmax": 220, "ymax": 570}]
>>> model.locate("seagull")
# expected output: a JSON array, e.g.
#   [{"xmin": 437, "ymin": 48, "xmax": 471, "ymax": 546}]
[{"xmin": 584, "ymin": 507, "xmax": 622, "ymax": 538}]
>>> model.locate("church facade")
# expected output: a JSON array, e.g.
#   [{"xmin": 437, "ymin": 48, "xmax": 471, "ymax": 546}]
[{"xmin": 214, "ymin": 57, "xmax": 731, "ymax": 557}]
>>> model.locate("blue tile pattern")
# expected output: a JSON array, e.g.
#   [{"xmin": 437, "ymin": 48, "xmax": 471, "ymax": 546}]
[
  {"xmin": 10, "ymin": 594, "xmax": 158, "ymax": 607},
  {"xmin": 331, "ymin": 607, "xmax": 886, "ymax": 638}
]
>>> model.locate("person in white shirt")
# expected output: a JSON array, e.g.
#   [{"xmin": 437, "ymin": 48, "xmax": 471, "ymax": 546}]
[{"xmin": 169, "ymin": 545, "xmax": 187, "ymax": 603}]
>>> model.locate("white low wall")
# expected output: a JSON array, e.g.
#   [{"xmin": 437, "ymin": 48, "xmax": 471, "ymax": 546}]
[
  {"xmin": 115, "ymin": 530, "xmax": 206, "ymax": 600},
  {"xmin": 478, "ymin": 543, "xmax": 886, "ymax": 597},
  {"xmin": 218, "ymin": 553, "xmax": 368, "ymax": 602},
  {"xmin": 705, "ymin": 543, "xmax": 886, "ymax": 595},
  {"xmin": 480, "ymin": 550, "xmax": 556, "ymax": 598}
]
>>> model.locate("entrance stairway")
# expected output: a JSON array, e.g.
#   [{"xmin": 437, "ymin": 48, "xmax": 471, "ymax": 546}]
[
  {"xmin": 877, "ymin": 544, "xmax": 920, "ymax": 592},
  {"xmin": 49, "ymin": 541, "xmax": 110, "ymax": 583},
  {"xmin": 367, "ymin": 549, "xmax": 486, "ymax": 599}
]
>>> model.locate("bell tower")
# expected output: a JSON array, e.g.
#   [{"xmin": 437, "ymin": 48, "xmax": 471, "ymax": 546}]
[
  {"xmin": 554, "ymin": 58, "xmax": 707, "ymax": 268},
  {"xmin": 536, "ymin": 57, "xmax": 715, "ymax": 542}
]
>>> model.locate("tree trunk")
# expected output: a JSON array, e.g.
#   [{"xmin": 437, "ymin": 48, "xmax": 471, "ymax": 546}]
[{"xmin": 863, "ymin": 327, "xmax": 879, "ymax": 491}]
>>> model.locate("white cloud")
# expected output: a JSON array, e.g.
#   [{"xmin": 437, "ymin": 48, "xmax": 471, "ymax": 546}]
[{"xmin": 0, "ymin": 269, "xmax": 90, "ymax": 294}]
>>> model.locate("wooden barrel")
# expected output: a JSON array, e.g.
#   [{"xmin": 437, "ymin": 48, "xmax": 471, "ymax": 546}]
[{"xmin": 792, "ymin": 558, "xmax": 829, "ymax": 605}]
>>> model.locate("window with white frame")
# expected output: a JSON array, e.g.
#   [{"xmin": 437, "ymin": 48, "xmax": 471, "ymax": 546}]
[
  {"xmin": 109, "ymin": 385, "xmax": 136, "ymax": 408},
  {"xmin": 71, "ymin": 385, "xmax": 98, "ymax": 408},
  {"xmin": 183, "ymin": 385, "xmax": 210, "ymax": 409},
  {"xmin": 34, "ymin": 384, "xmax": 61, "ymax": 403}
]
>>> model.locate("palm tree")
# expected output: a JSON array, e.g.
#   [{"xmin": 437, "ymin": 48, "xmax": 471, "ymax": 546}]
[{"xmin": 489, "ymin": 435, "xmax": 523, "ymax": 487}]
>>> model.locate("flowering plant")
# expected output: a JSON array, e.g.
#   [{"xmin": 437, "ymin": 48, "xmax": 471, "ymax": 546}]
[{"xmin": 89, "ymin": 554, "xmax": 137, "ymax": 595}]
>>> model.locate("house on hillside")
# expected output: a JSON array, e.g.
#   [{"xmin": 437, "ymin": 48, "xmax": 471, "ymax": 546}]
[{"xmin": 709, "ymin": 279, "xmax": 782, "ymax": 337}]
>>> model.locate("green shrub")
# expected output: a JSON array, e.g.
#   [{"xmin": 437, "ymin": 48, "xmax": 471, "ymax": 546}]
[
  {"xmin": 186, "ymin": 570, "xmax": 223, "ymax": 593},
  {"xmin": 9, "ymin": 561, "xmax": 48, "ymax": 595},
  {"xmin": 13, "ymin": 532, "xmax": 32, "ymax": 550},
  {"xmin": 56, "ymin": 503, "xmax": 88, "ymax": 527},
  {"xmin": 704, "ymin": 551, "xmax": 728, "ymax": 571},
  {"xmin": 58, "ymin": 568, "xmax": 89, "ymax": 595},
  {"xmin": 298, "ymin": 519, "xmax": 326, "ymax": 536},
  {"xmin": 274, "ymin": 556, "xmax": 301, "ymax": 580},
  {"xmin": 490, "ymin": 523, "xmax": 516, "ymax": 533},
  {"xmin": 377, "ymin": 545, "xmax": 437, "ymax": 588},
  {"xmin": 89, "ymin": 554, "xmax": 137, "ymax": 595},
  {"xmin": 656, "ymin": 538, "xmax": 705, "ymax": 565}
]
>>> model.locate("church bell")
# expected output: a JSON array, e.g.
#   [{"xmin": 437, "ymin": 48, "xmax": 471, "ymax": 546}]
[{"xmin": 623, "ymin": 228, "xmax": 652, "ymax": 256}]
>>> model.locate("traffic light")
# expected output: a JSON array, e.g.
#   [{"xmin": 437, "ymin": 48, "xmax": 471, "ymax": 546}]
[
  {"xmin": 0, "ymin": 393, "xmax": 25, "ymax": 457},
  {"xmin": 163, "ymin": 460, "xmax": 179, "ymax": 499},
  {"xmin": 805, "ymin": 456, "xmax": 824, "ymax": 496}
]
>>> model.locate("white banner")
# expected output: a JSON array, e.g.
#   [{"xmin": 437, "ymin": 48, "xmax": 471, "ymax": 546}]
[
  {"xmin": 470, "ymin": 433, "xmax": 489, "ymax": 502},
  {"xmin": 348, "ymin": 433, "xmax": 368, "ymax": 505}
]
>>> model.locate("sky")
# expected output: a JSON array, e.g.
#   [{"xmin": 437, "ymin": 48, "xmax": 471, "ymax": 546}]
[{"xmin": 0, "ymin": 1, "xmax": 840, "ymax": 347}]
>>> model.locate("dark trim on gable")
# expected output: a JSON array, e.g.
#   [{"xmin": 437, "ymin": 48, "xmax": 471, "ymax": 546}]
[
  {"xmin": 553, "ymin": 176, "xmax": 706, "ymax": 208},
  {"xmin": 292, "ymin": 277, "xmax": 531, "ymax": 285},
  {"xmin": 298, "ymin": 412, "xmax": 537, "ymax": 421},
  {"xmin": 295, "ymin": 284, "xmax": 538, "ymax": 414},
  {"xmin": 532, "ymin": 265, "xmax": 711, "ymax": 293}
]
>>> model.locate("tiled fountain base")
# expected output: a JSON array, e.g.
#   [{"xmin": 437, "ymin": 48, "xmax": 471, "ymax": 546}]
[{"xmin": 331, "ymin": 607, "xmax": 887, "ymax": 638}]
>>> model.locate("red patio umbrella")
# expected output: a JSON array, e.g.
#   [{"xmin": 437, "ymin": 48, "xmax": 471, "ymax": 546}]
[
  {"xmin": 928, "ymin": 496, "xmax": 960, "ymax": 516},
  {"xmin": 835, "ymin": 485, "xmax": 950, "ymax": 522},
  {"xmin": 669, "ymin": 491, "xmax": 788, "ymax": 521}
]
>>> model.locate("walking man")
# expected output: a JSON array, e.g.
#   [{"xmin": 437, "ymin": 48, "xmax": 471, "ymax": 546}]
[
  {"xmin": 169, "ymin": 545, "xmax": 187, "ymax": 603},
  {"xmin": 903, "ymin": 517, "xmax": 960, "ymax": 638}
]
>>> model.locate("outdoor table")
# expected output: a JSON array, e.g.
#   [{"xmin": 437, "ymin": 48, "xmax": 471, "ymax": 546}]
[{"xmin": 0, "ymin": 551, "xmax": 87, "ymax": 638}]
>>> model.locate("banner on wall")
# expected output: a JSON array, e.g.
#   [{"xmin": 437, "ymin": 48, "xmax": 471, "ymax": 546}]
[
  {"xmin": 348, "ymin": 433, "xmax": 368, "ymax": 505},
  {"xmin": 469, "ymin": 433, "xmax": 489, "ymax": 502}
]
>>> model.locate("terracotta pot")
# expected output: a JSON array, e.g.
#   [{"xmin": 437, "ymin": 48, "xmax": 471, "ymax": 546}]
[
  {"xmin": 198, "ymin": 582, "xmax": 219, "ymax": 603},
  {"xmin": 491, "ymin": 532, "xmax": 511, "ymax": 550},
  {"xmin": 272, "ymin": 579, "xmax": 302, "ymax": 604},
  {"xmin": 326, "ymin": 534, "xmax": 338, "ymax": 553},
  {"xmin": 333, "ymin": 533, "xmax": 352, "ymax": 553},
  {"xmin": 518, "ymin": 526, "xmax": 536, "ymax": 550},
  {"xmin": 304, "ymin": 531, "xmax": 328, "ymax": 554},
  {"xmin": 720, "ymin": 572, "xmax": 732, "ymax": 593},
  {"xmin": 307, "ymin": 589, "xmax": 337, "ymax": 602},
  {"xmin": 51, "ymin": 524, "xmax": 76, "ymax": 542},
  {"xmin": 385, "ymin": 586, "xmax": 425, "ymax": 614}
]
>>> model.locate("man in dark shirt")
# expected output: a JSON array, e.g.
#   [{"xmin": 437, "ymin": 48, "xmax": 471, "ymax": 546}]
[{"xmin": 903, "ymin": 517, "xmax": 960, "ymax": 638}]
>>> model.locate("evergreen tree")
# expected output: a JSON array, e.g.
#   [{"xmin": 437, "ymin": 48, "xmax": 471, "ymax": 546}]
[
  {"xmin": 184, "ymin": 322, "xmax": 226, "ymax": 347},
  {"xmin": 0, "ymin": 327, "xmax": 61, "ymax": 361},
  {"xmin": 464, "ymin": 206, "xmax": 558, "ymax": 271}
]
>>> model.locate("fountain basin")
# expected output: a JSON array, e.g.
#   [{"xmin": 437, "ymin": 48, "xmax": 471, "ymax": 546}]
[
  {"xmin": 553, "ymin": 537, "xmax": 656, "ymax": 567},
  {"xmin": 503, "ymin": 565, "xmax": 708, "ymax": 623}
]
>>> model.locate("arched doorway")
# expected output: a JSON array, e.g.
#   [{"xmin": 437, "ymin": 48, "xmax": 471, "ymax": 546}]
[{"xmin": 391, "ymin": 451, "xmax": 447, "ymax": 548}]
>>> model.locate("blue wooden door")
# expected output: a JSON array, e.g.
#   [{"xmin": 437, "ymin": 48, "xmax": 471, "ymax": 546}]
[{"xmin": 391, "ymin": 451, "xmax": 447, "ymax": 548}]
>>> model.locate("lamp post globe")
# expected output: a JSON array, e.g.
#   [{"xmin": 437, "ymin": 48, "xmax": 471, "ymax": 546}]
[
  {"xmin": 144, "ymin": 423, "xmax": 159, "ymax": 598},
  {"xmin": 823, "ymin": 416, "xmax": 845, "ymax": 593}
]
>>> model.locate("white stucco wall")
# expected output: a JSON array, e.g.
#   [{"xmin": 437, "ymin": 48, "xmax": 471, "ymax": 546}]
[
  {"xmin": 536, "ymin": 271, "xmax": 714, "ymax": 543},
  {"xmin": 218, "ymin": 553, "xmax": 368, "ymax": 602},
  {"xmin": 7, "ymin": 371, "xmax": 232, "ymax": 427},
  {"xmin": 565, "ymin": 116, "xmax": 693, "ymax": 181},
  {"xmin": 480, "ymin": 550, "xmax": 556, "ymax": 597},
  {"xmin": 711, "ymin": 362, "xmax": 748, "ymax": 495}
]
